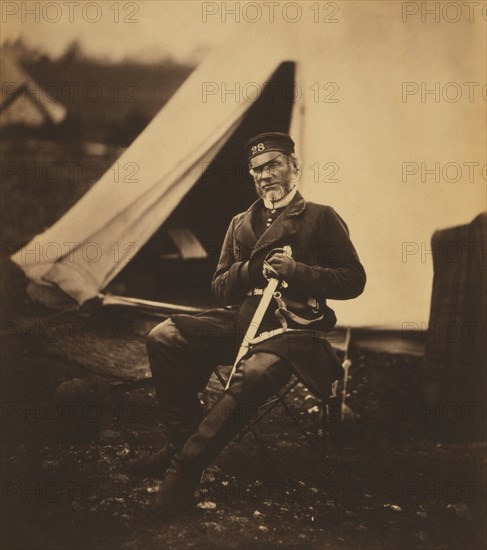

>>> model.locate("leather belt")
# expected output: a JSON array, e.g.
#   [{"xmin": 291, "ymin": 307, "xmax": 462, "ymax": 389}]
[
  {"xmin": 247, "ymin": 288, "xmax": 318, "ymax": 308},
  {"xmin": 248, "ymin": 328, "xmax": 332, "ymax": 345}
]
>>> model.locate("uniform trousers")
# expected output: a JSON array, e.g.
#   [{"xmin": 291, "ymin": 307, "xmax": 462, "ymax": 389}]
[{"xmin": 146, "ymin": 318, "xmax": 294, "ymax": 453}]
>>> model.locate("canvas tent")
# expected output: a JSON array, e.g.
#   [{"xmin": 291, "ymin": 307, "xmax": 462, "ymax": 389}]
[
  {"xmin": 0, "ymin": 49, "xmax": 66, "ymax": 127},
  {"xmin": 10, "ymin": 6, "xmax": 486, "ymax": 337}
]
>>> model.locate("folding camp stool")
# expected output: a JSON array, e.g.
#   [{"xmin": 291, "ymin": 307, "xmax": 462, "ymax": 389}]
[{"xmin": 206, "ymin": 328, "xmax": 352, "ymax": 481}]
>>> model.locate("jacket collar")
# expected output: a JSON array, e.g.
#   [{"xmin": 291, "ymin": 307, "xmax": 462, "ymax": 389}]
[{"xmin": 234, "ymin": 191, "xmax": 307, "ymax": 252}]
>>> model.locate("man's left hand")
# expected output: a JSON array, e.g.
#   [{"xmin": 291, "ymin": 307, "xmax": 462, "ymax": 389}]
[{"xmin": 265, "ymin": 252, "xmax": 296, "ymax": 281}]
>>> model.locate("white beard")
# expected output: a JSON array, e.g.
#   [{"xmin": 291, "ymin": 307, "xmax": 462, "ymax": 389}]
[
  {"xmin": 259, "ymin": 184, "xmax": 298, "ymax": 209},
  {"xmin": 255, "ymin": 180, "xmax": 293, "ymax": 203},
  {"xmin": 265, "ymin": 187, "xmax": 285, "ymax": 202}
]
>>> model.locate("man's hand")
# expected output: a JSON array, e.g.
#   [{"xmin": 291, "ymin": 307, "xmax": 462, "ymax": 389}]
[{"xmin": 264, "ymin": 251, "xmax": 296, "ymax": 281}]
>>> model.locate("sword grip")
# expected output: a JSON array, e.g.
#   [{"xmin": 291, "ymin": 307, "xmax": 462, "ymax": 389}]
[{"xmin": 282, "ymin": 245, "xmax": 292, "ymax": 258}]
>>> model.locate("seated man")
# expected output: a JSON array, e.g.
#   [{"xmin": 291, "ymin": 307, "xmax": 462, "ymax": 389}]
[{"xmin": 135, "ymin": 132, "xmax": 366, "ymax": 518}]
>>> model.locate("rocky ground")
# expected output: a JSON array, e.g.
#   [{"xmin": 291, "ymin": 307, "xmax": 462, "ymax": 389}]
[{"xmin": 1, "ymin": 304, "xmax": 485, "ymax": 550}]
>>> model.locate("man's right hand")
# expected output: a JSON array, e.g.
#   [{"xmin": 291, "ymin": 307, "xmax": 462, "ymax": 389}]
[{"xmin": 264, "ymin": 252, "xmax": 296, "ymax": 281}]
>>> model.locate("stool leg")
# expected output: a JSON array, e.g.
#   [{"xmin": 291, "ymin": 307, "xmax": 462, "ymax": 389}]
[{"xmin": 321, "ymin": 401, "xmax": 328, "ymax": 460}]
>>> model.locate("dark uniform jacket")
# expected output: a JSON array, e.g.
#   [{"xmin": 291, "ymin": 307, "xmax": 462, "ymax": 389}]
[{"xmin": 173, "ymin": 191, "xmax": 366, "ymax": 398}]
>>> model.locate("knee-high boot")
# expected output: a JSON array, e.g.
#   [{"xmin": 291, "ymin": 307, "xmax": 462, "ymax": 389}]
[
  {"xmin": 153, "ymin": 389, "xmax": 250, "ymax": 514},
  {"xmin": 153, "ymin": 353, "xmax": 293, "ymax": 516},
  {"xmin": 128, "ymin": 400, "xmax": 204, "ymax": 477}
]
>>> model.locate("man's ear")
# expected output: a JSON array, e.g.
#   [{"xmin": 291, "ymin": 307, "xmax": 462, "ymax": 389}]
[
  {"xmin": 288, "ymin": 154, "xmax": 301, "ymax": 178},
  {"xmin": 291, "ymin": 165, "xmax": 301, "ymax": 183}
]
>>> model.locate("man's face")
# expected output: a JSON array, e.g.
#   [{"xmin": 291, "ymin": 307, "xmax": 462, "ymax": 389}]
[{"xmin": 250, "ymin": 154, "xmax": 297, "ymax": 202}]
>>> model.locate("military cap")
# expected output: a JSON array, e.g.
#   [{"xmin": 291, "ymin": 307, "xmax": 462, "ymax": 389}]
[{"xmin": 245, "ymin": 132, "xmax": 295, "ymax": 169}]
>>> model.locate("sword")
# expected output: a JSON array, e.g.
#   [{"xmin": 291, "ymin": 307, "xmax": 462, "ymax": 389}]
[{"xmin": 225, "ymin": 246, "xmax": 292, "ymax": 390}]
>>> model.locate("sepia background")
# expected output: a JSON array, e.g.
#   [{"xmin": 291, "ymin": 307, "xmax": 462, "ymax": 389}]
[{"xmin": 1, "ymin": 1, "xmax": 486, "ymax": 549}]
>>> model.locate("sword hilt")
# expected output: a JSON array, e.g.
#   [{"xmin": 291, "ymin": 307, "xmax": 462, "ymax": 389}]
[
  {"xmin": 282, "ymin": 245, "xmax": 292, "ymax": 257},
  {"xmin": 263, "ymin": 245, "xmax": 293, "ymax": 286}
]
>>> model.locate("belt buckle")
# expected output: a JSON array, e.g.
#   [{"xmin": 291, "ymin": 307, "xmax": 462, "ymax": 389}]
[{"xmin": 247, "ymin": 288, "xmax": 264, "ymax": 296}]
